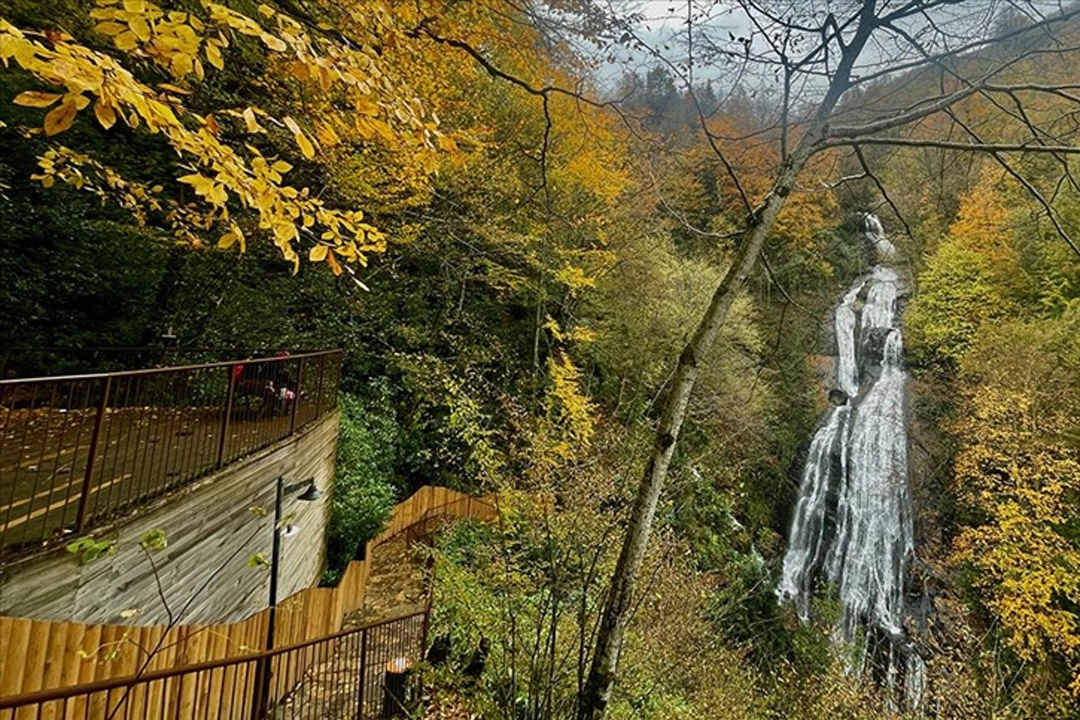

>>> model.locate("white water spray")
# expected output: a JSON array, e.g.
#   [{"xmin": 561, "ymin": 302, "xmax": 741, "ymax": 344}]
[{"xmin": 778, "ymin": 216, "xmax": 923, "ymax": 706}]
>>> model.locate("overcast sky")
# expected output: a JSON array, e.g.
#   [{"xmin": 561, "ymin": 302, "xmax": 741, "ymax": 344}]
[{"xmin": 591, "ymin": 0, "xmax": 1072, "ymax": 95}]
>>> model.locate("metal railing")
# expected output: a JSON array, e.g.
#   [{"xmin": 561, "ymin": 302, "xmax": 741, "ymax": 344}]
[
  {"xmin": 0, "ymin": 348, "xmax": 330, "ymax": 380},
  {"xmin": 0, "ymin": 350, "xmax": 341, "ymax": 558},
  {"xmin": 0, "ymin": 610, "xmax": 427, "ymax": 720}
]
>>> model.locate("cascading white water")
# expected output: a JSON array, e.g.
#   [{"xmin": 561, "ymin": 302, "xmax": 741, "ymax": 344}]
[{"xmin": 778, "ymin": 216, "xmax": 921, "ymax": 705}]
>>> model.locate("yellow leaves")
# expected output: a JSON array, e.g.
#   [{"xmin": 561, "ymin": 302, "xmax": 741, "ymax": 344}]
[
  {"xmin": 241, "ymin": 107, "xmax": 263, "ymax": 134},
  {"xmin": 2, "ymin": 0, "xmax": 460, "ymax": 270},
  {"xmin": 309, "ymin": 244, "xmax": 328, "ymax": 262},
  {"xmin": 316, "ymin": 123, "xmax": 340, "ymax": 148},
  {"xmin": 437, "ymin": 133, "xmax": 459, "ymax": 152},
  {"xmin": 217, "ymin": 224, "xmax": 245, "ymax": 251},
  {"xmin": 114, "ymin": 30, "xmax": 140, "ymax": 51},
  {"xmin": 13, "ymin": 91, "xmax": 62, "ymax": 108},
  {"xmin": 295, "ymin": 132, "xmax": 315, "ymax": 159},
  {"xmin": 259, "ymin": 32, "xmax": 287, "ymax": 52},
  {"xmin": 156, "ymin": 82, "xmax": 190, "ymax": 95},
  {"xmin": 177, "ymin": 172, "xmax": 210, "ymax": 191},
  {"xmin": 355, "ymin": 116, "xmax": 395, "ymax": 143},
  {"xmin": 128, "ymin": 16, "xmax": 151, "ymax": 42},
  {"xmin": 43, "ymin": 99, "xmax": 77, "ymax": 135},
  {"xmin": 284, "ymin": 116, "xmax": 316, "ymax": 159},
  {"xmin": 353, "ymin": 97, "xmax": 380, "ymax": 117},
  {"xmin": 948, "ymin": 382, "xmax": 1080, "ymax": 689},
  {"xmin": 93, "ymin": 0, "xmax": 208, "ymax": 79},
  {"xmin": 282, "ymin": 115, "xmax": 302, "ymax": 135},
  {"xmin": 203, "ymin": 3, "xmax": 261, "ymax": 37},
  {"xmin": 204, "ymin": 39, "xmax": 223, "ymax": 69},
  {"xmin": 178, "ymin": 172, "xmax": 227, "ymax": 204},
  {"xmin": 93, "ymin": 99, "xmax": 117, "ymax": 129},
  {"xmin": 951, "ymin": 168, "xmax": 1011, "ymax": 249},
  {"xmin": 544, "ymin": 316, "xmax": 595, "ymax": 345},
  {"xmin": 545, "ymin": 353, "xmax": 595, "ymax": 459},
  {"xmin": 555, "ymin": 265, "xmax": 596, "ymax": 294},
  {"xmin": 93, "ymin": 21, "xmax": 127, "ymax": 36}
]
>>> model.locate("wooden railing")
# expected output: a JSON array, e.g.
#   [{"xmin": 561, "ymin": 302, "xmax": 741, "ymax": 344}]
[
  {"xmin": 0, "ymin": 486, "xmax": 499, "ymax": 713},
  {"xmin": 0, "ymin": 611, "xmax": 429, "ymax": 720},
  {"xmin": 0, "ymin": 351, "xmax": 342, "ymax": 558}
]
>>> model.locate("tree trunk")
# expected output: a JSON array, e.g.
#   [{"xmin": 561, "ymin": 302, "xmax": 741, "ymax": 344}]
[{"xmin": 576, "ymin": 6, "xmax": 877, "ymax": 718}]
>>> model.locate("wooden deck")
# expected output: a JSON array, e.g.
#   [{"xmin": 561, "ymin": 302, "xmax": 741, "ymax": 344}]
[
  {"xmin": 0, "ymin": 350, "xmax": 340, "ymax": 558},
  {"xmin": 0, "ymin": 405, "xmax": 294, "ymax": 555}
]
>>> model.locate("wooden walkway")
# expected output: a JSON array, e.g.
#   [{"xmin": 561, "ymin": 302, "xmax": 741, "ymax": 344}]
[
  {"xmin": 0, "ymin": 406, "xmax": 296, "ymax": 555},
  {"xmin": 0, "ymin": 350, "xmax": 340, "ymax": 557}
]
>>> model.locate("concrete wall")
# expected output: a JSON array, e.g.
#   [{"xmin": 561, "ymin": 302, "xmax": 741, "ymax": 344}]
[{"xmin": 0, "ymin": 412, "xmax": 338, "ymax": 625}]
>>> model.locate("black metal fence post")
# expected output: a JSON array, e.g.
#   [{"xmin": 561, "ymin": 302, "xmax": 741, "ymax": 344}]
[
  {"xmin": 218, "ymin": 363, "xmax": 238, "ymax": 468},
  {"xmin": 75, "ymin": 375, "xmax": 111, "ymax": 532}
]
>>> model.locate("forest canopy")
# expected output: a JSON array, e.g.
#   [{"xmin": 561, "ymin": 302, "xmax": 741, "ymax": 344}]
[{"xmin": 3, "ymin": 1, "xmax": 1080, "ymax": 719}]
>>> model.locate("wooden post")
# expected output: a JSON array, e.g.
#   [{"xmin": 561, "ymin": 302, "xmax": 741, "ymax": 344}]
[
  {"xmin": 75, "ymin": 375, "xmax": 112, "ymax": 532},
  {"xmin": 382, "ymin": 658, "xmax": 411, "ymax": 718},
  {"xmin": 217, "ymin": 364, "xmax": 237, "ymax": 468}
]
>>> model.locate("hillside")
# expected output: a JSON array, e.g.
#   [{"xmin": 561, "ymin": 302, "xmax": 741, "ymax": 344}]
[{"xmin": 1, "ymin": 1, "xmax": 1080, "ymax": 719}]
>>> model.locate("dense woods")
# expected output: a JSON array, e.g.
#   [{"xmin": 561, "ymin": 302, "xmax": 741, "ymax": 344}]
[{"xmin": 2, "ymin": 1, "xmax": 1080, "ymax": 718}]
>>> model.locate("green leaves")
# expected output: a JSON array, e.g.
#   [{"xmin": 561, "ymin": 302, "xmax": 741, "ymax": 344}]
[
  {"xmin": 139, "ymin": 529, "xmax": 168, "ymax": 552},
  {"xmin": 322, "ymin": 387, "xmax": 399, "ymax": 584},
  {"xmin": 66, "ymin": 535, "xmax": 118, "ymax": 564}
]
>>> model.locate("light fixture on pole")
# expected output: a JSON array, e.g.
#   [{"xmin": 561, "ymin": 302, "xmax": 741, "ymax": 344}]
[
  {"xmin": 253, "ymin": 476, "xmax": 323, "ymax": 720},
  {"xmin": 267, "ymin": 476, "xmax": 321, "ymax": 648},
  {"xmin": 296, "ymin": 479, "xmax": 323, "ymax": 502}
]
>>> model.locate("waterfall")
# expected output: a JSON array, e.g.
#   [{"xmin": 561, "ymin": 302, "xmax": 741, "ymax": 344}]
[{"xmin": 778, "ymin": 216, "xmax": 923, "ymax": 705}]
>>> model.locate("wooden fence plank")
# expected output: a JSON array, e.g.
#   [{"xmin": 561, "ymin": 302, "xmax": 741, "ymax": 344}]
[{"xmin": 0, "ymin": 486, "xmax": 497, "ymax": 712}]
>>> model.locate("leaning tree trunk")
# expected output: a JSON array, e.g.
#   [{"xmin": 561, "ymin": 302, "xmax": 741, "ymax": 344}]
[{"xmin": 576, "ymin": 7, "xmax": 877, "ymax": 718}]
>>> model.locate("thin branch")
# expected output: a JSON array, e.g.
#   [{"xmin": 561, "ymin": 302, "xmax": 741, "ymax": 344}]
[
  {"xmin": 853, "ymin": 144, "xmax": 913, "ymax": 239},
  {"xmin": 946, "ymin": 110, "xmax": 1080, "ymax": 259},
  {"xmin": 823, "ymin": 138, "xmax": 1080, "ymax": 153}
]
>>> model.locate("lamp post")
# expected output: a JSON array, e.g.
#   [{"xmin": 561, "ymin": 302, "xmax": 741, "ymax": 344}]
[
  {"xmin": 267, "ymin": 476, "xmax": 323, "ymax": 650},
  {"xmin": 253, "ymin": 476, "xmax": 324, "ymax": 719}
]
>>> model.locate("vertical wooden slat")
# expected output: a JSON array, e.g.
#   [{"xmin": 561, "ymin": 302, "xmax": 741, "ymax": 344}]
[
  {"xmin": 38, "ymin": 622, "xmax": 67, "ymax": 720},
  {"xmin": 20, "ymin": 621, "xmax": 51, "ymax": 709},
  {"xmin": 58, "ymin": 624, "xmax": 86, "ymax": 720},
  {"xmin": 0, "ymin": 485, "xmax": 497, "ymax": 720},
  {"xmin": 2, "ymin": 619, "xmax": 33, "ymax": 720}
]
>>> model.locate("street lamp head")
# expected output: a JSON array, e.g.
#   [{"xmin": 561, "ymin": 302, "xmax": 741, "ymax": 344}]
[{"xmin": 297, "ymin": 480, "xmax": 323, "ymax": 502}]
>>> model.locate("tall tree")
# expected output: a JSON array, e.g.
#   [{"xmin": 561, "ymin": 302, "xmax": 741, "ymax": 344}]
[{"xmin": 568, "ymin": 2, "xmax": 1080, "ymax": 717}]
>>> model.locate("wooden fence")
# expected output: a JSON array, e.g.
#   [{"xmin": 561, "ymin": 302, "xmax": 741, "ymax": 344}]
[{"xmin": 0, "ymin": 486, "xmax": 498, "ymax": 706}]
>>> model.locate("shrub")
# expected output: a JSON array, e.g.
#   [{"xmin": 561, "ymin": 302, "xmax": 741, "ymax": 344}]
[{"xmin": 323, "ymin": 383, "xmax": 401, "ymax": 584}]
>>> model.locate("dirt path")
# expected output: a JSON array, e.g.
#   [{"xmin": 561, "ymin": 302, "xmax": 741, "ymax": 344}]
[{"xmin": 348, "ymin": 537, "xmax": 430, "ymax": 628}]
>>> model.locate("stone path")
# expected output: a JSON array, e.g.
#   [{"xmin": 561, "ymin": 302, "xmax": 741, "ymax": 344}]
[{"xmin": 272, "ymin": 536, "xmax": 432, "ymax": 720}]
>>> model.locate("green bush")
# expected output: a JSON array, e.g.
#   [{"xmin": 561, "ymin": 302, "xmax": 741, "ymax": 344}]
[{"xmin": 322, "ymin": 383, "xmax": 402, "ymax": 584}]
